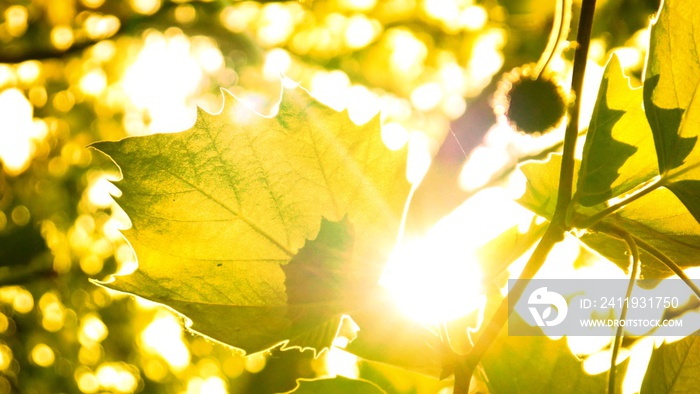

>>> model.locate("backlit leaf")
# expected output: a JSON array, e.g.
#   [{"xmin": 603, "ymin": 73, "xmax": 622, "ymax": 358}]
[
  {"xmin": 575, "ymin": 55, "xmax": 657, "ymax": 207},
  {"xmin": 582, "ymin": 188, "xmax": 700, "ymax": 278},
  {"xmin": 644, "ymin": 0, "xmax": 700, "ymax": 221},
  {"xmin": 518, "ymin": 156, "xmax": 700, "ymax": 278},
  {"xmin": 641, "ymin": 330, "xmax": 700, "ymax": 393},
  {"xmin": 644, "ymin": 0, "xmax": 700, "ymax": 172},
  {"xmin": 662, "ymin": 90, "xmax": 700, "ymax": 223},
  {"xmin": 475, "ymin": 221, "xmax": 547, "ymax": 285},
  {"xmin": 345, "ymin": 289, "xmax": 445, "ymax": 378},
  {"xmin": 517, "ymin": 153, "xmax": 569, "ymax": 219},
  {"xmin": 517, "ymin": 20, "xmax": 700, "ymax": 275},
  {"xmin": 92, "ymin": 85, "xmax": 409, "ymax": 355},
  {"xmin": 481, "ymin": 314, "xmax": 623, "ymax": 394},
  {"xmin": 666, "ymin": 180, "xmax": 700, "ymax": 224}
]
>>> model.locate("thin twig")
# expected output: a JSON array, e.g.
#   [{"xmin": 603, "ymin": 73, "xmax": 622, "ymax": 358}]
[
  {"xmin": 634, "ymin": 238, "xmax": 700, "ymax": 299},
  {"xmin": 575, "ymin": 177, "xmax": 662, "ymax": 229},
  {"xmin": 535, "ymin": 0, "xmax": 573, "ymax": 78},
  {"xmin": 593, "ymin": 221, "xmax": 700, "ymax": 299},
  {"xmin": 601, "ymin": 226, "xmax": 640, "ymax": 394}
]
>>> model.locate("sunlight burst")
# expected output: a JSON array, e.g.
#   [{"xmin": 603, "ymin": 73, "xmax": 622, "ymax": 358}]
[{"xmin": 381, "ymin": 188, "xmax": 533, "ymax": 324}]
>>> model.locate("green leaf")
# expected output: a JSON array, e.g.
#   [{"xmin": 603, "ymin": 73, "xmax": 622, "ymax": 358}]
[
  {"xmin": 285, "ymin": 376, "xmax": 387, "ymax": 394},
  {"xmin": 540, "ymin": 1, "xmax": 700, "ymax": 273},
  {"xmin": 662, "ymin": 89, "xmax": 700, "ymax": 223},
  {"xmin": 358, "ymin": 361, "xmax": 450, "ymax": 394},
  {"xmin": 644, "ymin": 0, "xmax": 700, "ymax": 173},
  {"xmin": 344, "ymin": 289, "xmax": 445, "ymax": 378},
  {"xmin": 518, "ymin": 153, "xmax": 572, "ymax": 219},
  {"xmin": 518, "ymin": 156, "xmax": 700, "ymax": 277},
  {"xmin": 475, "ymin": 221, "xmax": 547, "ymax": 282},
  {"xmin": 666, "ymin": 180, "xmax": 700, "ymax": 224},
  {"xmin": 279, "ymin": 218, "xmax": 359, "ymax": 352},
  {"xmin": 98, "ymin": 218, "xmax": 357, "ymax": 354},
  {"xmin": 644, "ymin": 0, "xmax": 700, "ymax": 222},
  {"xmin": 575, "ymin": 55, "xmax": 657, "ymax": 207},
  {"xmin": 582, "ymin": 187, "xmax": 700, "ymax": 278},
  {"xmin": 92, "ymin": 86, "xmax": 410, "ymax": 355},
  {"xmin": 481, "ymin": 314, "xmax": 625, "ymax": 394},
  {"xmin": 641, "ymin": 330, "xmax": 700, "ymax": 393}
]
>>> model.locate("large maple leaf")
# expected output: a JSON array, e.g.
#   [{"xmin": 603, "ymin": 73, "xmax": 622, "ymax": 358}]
[{"xmin": 92, "ymin": 85, "xmax": 410, "ymax": 355}]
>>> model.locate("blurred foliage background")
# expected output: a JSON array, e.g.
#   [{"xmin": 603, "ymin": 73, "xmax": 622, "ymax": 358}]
[{"xmin": 0, "ymin": 0, "xmax": 659, "ymax": 393}]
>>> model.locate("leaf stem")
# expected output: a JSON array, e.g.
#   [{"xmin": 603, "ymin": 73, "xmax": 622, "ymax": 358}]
[
  {"xmin": 576, "ymin": 177, "xmax": 661, "ymax": 229},
  {"xmin": 455, "ymin": 225, "xmax": 564, "ymax": 393},
  {"xmin": 593, "ymin": 221, "xmax": 700, "ymax": 299},
  {"xmin": 602, "ymin": 226, "xmax": 640, "ymax": 394},
  {"xmin": 454, "ymin": 1, "xmax": 598, "ymax": 391},
  {"xmin": 553, "ymin": 0, "xmax": 598, "ymax": 227},
  {"xmin": 634, "ymin": 238, "xmax": 700, "ymax": 299},
  {"xmin": 535, "ymin": 0, "xmax": 572, "ymax": 78}
]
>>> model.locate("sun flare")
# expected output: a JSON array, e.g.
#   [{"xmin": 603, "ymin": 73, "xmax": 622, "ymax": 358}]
[{"xmin": 380, "ymin": 188, "xmax": 533, "ymax": 325}]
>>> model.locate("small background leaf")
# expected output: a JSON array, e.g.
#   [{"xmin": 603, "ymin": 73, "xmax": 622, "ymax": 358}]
[
  {"xmin": 345, "ymin": 290, "xmax": 445, "ymax": 378},
  {"xmin": 641, "ymin": 330, "xmax": 700, "ymax": 393},
  {"xmin": 285, "ymin": 376, "xmax": 387, "ymax": 394},
  {"xmin": 481, "ymin": 314, "xmax": 625, "ymax": 394},
  {"xmin": 0, "ymin": 224, "xmax": 49, "ymax": 268},
  {"xmin": 518, "ymin": 153, "xmax": 571, "ymax": 219},
  {"xmin": 475, "ymin": 221, "xmax": 547, "ymax": 283}
]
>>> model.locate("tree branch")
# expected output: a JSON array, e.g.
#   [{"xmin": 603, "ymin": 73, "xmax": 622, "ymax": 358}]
[
  {"xmin": 554, "ymin": 0, "xmax": 597, "ymax": 227},
  {"xmin": 454, "ymin": 224, "xmax": 564, "ymax": 393}
]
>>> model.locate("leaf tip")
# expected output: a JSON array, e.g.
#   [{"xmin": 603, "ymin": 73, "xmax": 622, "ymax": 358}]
[
  {"xmin": 88, "ymin": 276, "xmax": 130, "ymax": 297},
  {"xmin": 608, "ymin": 53, "xmax": 623, "ymax": 74},
  {"xmin": 88, "ymin": 277, "xmax": 112, "ymax": 287},
  {"xmin": 605, "ymin": 53, "xmax": 638, "ymax": 91},
  {"xmin": 88, "ymin": 139, "xmax": 117, "ymax": 157}
]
